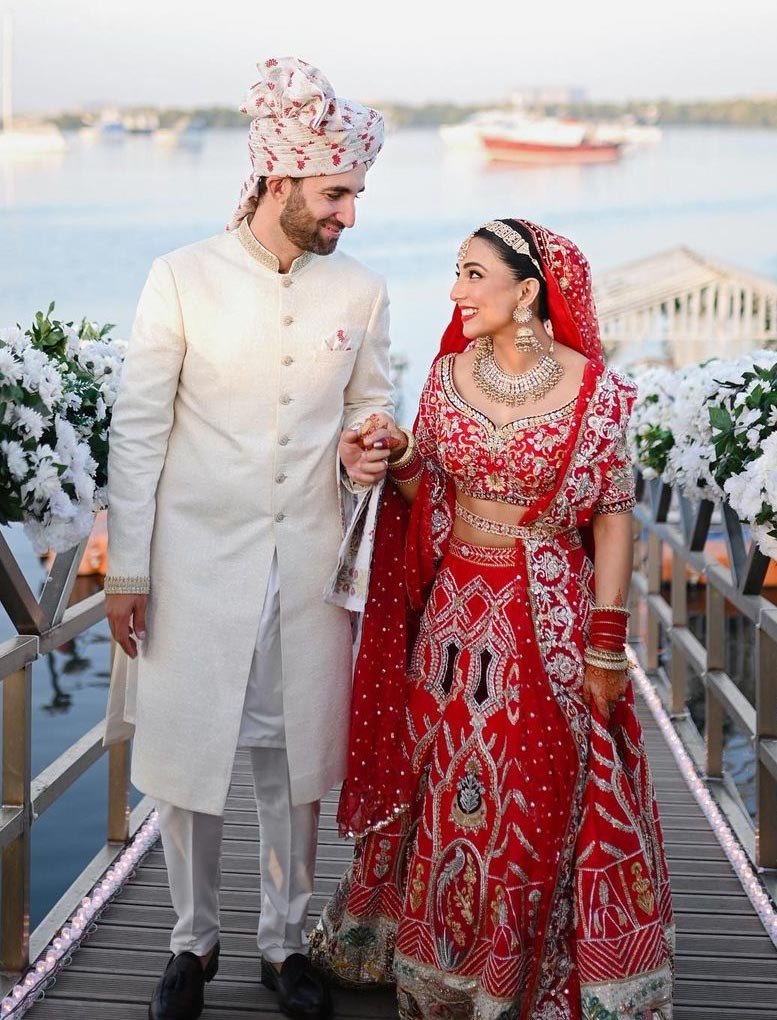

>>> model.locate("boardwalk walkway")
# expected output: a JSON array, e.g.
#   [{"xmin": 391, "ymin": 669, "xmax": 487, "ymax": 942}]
[{"xmin": 25, "ymin": 695, "xmax": 777, "ymax": 1020}]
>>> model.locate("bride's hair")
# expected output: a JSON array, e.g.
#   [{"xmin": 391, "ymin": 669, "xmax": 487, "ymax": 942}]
[{"xmin": 474, "ymin": 219, "xmax": 549, "ymax": 320}]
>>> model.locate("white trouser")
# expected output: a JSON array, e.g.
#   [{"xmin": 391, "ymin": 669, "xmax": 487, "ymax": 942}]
[
  {"xmin": 238, "ymin": 551, "xmax": 285, "ymax": 748},
  {"xmin": 157, "ymin": 747, "xmax": 320, "ymax": 962}
]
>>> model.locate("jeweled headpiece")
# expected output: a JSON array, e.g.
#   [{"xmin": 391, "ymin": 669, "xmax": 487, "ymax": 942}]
[{"xmin": 458, "ymin": 219, "xmax": 544, "ymax": 277}]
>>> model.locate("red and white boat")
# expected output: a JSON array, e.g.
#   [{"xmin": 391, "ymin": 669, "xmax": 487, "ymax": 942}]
[{"xmin": 480, "ymin": 114, "xmax": 621, "ymax": 164}]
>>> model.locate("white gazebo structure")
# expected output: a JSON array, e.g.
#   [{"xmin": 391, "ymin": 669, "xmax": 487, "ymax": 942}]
[{"xmin": 594, "ymin": 247, "xmax": 777, "ymax": 368}]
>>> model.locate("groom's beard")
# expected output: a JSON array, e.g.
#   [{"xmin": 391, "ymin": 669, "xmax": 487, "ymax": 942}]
[{"xmin": 280, "ymin": 186, "xmax": 342, "ymax": 256}]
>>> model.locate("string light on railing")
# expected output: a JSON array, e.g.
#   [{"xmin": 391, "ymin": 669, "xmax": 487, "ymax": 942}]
[
  {"xmin": 630, "ymin": 656, "xmax": 777, "ymax": 948},
  {"xmin": 0, "ymin": 812, "xmax": 160, "ymax": 1018}
]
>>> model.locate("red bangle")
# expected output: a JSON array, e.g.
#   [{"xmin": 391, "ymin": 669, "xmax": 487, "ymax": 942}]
[
  {"xmin": 589, "ymin": 607, "xmax": 629, "ymax": 652},
  {"xmin": 389, "ymin": 449, "xmax": 423, "ymax": 483}
]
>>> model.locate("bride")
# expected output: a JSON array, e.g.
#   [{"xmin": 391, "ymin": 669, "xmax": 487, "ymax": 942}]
[{"xmin": 314, "ymin": 218, "xmax": 674, "ymax": 1020}]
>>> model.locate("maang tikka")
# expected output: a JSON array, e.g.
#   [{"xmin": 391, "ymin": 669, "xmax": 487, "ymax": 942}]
[{"xmin": 512, "ymin": 304, "xmax": 541, "ymax": 353}]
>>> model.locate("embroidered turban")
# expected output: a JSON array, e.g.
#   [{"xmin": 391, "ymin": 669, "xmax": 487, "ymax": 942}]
[{"xmin": 228, "ymin": 57, "xmax": 385, "ymax": 231}]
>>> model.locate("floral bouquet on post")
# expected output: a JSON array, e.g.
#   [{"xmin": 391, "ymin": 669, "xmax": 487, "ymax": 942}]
[
  {"xmin": 628, "ymin": 352, "xmax": 777, "ymax": 562},
  {"xmin": 710, "ymin": 357, "xmax": 777, "ymax": 561},
  {"xmin": 0, "ymin": 304, "xmax": 126, "ymax": 553}
]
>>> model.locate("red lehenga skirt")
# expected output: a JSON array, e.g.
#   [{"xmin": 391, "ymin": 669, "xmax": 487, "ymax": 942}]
[{"xmin": 311, "ymin": 535, "xmax": 673, "ymax": 1020}]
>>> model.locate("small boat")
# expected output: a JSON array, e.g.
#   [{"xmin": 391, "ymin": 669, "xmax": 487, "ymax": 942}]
[
  {"xmin": 439, "ymin": 111, "xmax": 515, "ymax": 151},
  {"xmin": 0, "ymin": 12, "xmax": 66, "ymax": 158},
  {"xmin": 122, "ymin": 111, "xmax": 159, "ymax": 135},
  {"xmin": 153, "ymin": 115, "xmax": 205, "ymax": 148},
  {"xmin": 0, "ymin": 123, "xmax": 66, "ymax": 156},
  {"xmin": 481, "ymin": 115, "xmax": 621, "ymax": 164},
  {"xmin": 440, "ymin": 107, "xmax": 664, "ymax": 164},
  {"xmin": 590, "ymin": 117, "xmax": 662, "ymax": 147}
]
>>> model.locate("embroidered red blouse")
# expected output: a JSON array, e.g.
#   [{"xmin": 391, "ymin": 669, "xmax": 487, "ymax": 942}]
[{"xmin": 415, "ymin": 353, "xmax": 636, "ymax": 518}]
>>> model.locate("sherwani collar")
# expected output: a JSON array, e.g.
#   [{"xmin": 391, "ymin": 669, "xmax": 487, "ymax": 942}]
[{"xmin": 237, "ymin": 218, "xmax": 315, "ymax": 274}]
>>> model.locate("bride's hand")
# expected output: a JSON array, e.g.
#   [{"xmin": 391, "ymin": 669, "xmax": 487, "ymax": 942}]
[
  {"xmin": 582, "ymin": 664, "xmax": 628, "ymax": 723},
  {"xmin": 356, "ymin": 413, "xmax": 405, "ymax": 453}
]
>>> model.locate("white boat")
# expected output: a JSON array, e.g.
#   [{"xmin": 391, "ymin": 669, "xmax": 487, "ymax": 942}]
[
  {"xmin": 479, "ymin": 112, "xmax": 621, "ymax": 165},
  {"xmin": 0, "ymin": 12, "xmax": 66, "ymax": 158},
  {"xmin": 439, "ymin": 110, "xmax": 515, "ymax": 150},
  {"xmin": 122, "ymin": 111, "xmax": 159, "ymax": 135},
  {"xmin": 441, "ymin": 107, "xmax": 660, "ymax": 163},
  {"xmin": 153, "ymin": 115, "xmax": 206, "ymax": 148},
  {"xmin": 0, "ymin": 124, "xmax": 67, "ymax": 155},
  {"xmin": 590, "ymin": 117, "xmax": 662, "ymax": 147}
]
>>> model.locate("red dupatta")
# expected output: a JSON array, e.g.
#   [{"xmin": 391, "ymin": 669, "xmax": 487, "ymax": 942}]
[{"xmin": 337, "ymin": 220, "xmax": 605, "ymax": 838}]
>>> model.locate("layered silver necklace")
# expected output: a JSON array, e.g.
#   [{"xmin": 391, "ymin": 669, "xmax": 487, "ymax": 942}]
[{"xmin": 472, "ymin": 336, "xmax": 564, "ymax": 407}]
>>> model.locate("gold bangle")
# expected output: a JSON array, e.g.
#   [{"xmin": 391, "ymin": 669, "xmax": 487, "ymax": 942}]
[
  {"xmin": 584, "ymin": 648, "xmax": 629, "ymax": 671},
  {"xmin": 391, "ymin": 464, "xmax": 424, "ymax": 487},
  {"xmin": 586, "ymin": 646, "xmax": 627, "ymax": 659},
  {"xmin": 584, "ymin": 658, "xmax": 628, "ymax": 673},
  {"xmin": 592, "ymin": 605, "xmax": 631, "ymax": 616},
  {"xmin": 584, "ymin": 649, "xmax": 628, "ymax": 662},
  {"xmin": 387, "ymin": 429, "xmax": 416, "ymax": 470}
]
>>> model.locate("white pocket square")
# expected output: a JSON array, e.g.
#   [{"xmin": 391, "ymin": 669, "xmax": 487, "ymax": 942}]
[{"xmin": 322, "ymin": 329, "xmax": 352, "ymax": 351}]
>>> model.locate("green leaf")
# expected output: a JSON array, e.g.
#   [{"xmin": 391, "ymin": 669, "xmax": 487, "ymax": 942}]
[{"xmin": 709, "ymin": 406, "xmax": 733, "ymax": 432}]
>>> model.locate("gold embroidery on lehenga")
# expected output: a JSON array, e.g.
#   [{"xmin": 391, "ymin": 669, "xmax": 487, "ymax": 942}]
[
  {"xmin": 490, "ymin": 885, "xmax": 507, "ymax": 929},
  {"xmin": 373, "ymin": 838, "xmax": 392, "ymax": 880},
  {"xmin": 630, "ymin": 862, "xmax": 656, "ymax": 915},
  {"xmin": 446, "ymin": 853, "xmax": 478, "ymax": 937},
  {"xmin": 451, "ymin": 756, "xmax": 487, "ymax": 831},
  {"xmin": 409, "ymin": 863, "xmax": 427, "ymax": 912}
]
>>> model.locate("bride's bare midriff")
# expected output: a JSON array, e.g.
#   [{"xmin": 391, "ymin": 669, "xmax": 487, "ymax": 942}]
[{"xmin": 453, "ymin": 490, "xmax": 528, "ymax": 548}]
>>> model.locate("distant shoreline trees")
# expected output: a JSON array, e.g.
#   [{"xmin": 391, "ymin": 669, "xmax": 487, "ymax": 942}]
[{"xmin": 48, "ymin": 96, "xmax": 777, "ymax": 132}]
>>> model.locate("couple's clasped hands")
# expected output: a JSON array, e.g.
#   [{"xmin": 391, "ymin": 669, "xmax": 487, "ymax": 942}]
[{"xmin": 339, "ymin": 413, "xmax": 408, "ymax": 487}]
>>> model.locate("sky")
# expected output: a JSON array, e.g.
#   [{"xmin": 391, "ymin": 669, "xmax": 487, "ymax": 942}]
[{"xmin": 4, "ymin": 0, "xmax": 777, "ymax": 114}]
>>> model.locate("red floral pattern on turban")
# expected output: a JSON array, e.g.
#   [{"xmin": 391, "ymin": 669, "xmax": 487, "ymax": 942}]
[{"xmin": 228, "ymin": 57, "xmax": 384, "ymax": 231}]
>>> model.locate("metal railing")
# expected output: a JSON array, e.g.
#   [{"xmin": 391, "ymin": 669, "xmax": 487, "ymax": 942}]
[
  {"xmin": 630, "ymin": 473, "xmax": 777, "ymax": 886},
  {"xmin": 0, "ymin": 531, "xmax": 151, "ymax": 995}
]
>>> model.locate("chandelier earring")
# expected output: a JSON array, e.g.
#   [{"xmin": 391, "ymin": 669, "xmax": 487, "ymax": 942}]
[{"xmin": 512, "ymin": 304, "xmax": 541, "ymax": 353}]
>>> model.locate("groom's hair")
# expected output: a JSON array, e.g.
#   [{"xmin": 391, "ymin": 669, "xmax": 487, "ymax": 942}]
[{"xmin": 255, "ymin": 177, "xmax": 305, "ymax": 206}]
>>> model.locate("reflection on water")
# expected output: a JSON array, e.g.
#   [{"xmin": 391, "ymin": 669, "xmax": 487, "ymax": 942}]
[{"xmin": 42, "ymin": 575, "xmax": 106, "ymax": 714}]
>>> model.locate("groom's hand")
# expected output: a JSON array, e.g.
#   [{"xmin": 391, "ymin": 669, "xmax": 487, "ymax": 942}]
[
  {"xmin": 339, "ymin": 423, "xmax": 392, "ymax": 486},
  {"xmin": 106, "ymin": 593, "xmax": 148, "ymax": 659}
]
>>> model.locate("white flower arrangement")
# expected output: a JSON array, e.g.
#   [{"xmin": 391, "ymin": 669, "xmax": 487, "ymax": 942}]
[
  {"xmin": 663, "ymin": 361, "xmax": 727, "ymax": 500},
  {"xmin": 629, "ymin": 352, "xmax": 777, "ymax": 562},
  {"xmin": 627, "ymin": 366, "xmax": 676, "ymax": 480},
  {"xmin": 0, "ymin": 306, "xmax": 126, "ymax": 553}
]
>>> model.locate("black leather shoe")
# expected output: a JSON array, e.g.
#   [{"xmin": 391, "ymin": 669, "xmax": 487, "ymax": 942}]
[
  {"xmin": 148, "ymin": 941, "xmax": 219, "ymax": 1020},
  {"xmin": 261, "ymin": 953, "xmax": 332, "ymax": 1019}
]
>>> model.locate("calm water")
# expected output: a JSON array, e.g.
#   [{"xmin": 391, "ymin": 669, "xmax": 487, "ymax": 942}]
[{"xmin": 1, "ymin": 124, "xmax": 777, "ymax": 927}]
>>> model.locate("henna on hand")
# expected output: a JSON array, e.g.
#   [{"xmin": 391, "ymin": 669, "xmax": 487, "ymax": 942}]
[
  {"xmin": 357, "ymin": 413, "xmax": 403, "ymax": 451},
  {"xmin": 582, "ymin": 664, "xmax": 629, "ymax": 720}
]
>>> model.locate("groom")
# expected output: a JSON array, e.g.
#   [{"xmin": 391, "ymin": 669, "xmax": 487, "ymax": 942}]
[{"xmin": 104, "ymin": 57, "xmax": 393, "ymax": 1020}]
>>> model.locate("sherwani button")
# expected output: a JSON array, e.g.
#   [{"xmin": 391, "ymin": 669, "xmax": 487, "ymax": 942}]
[
  {"xmin": 282, "ymin": 315, "xmax": 294, "ymax": 326},
  {"xmin": 280, "ymin": 394, "xmax": 292, "ymax": 405},
  {"xmin": 281, "ymin": 356, "xmax": 294, "ymax": 366},
  {"xmin": 279, "ymin": 435, "xmax": 290, "ymax": 446},
  {"xmin": 276, "ymin": 473, "xmax": 287, "ymax": 483},
  {"xmin": 275, "ymin": 512, "xmax": 286, "ymax": 523},
  {"xmin": 281, "ymin": 278, "xmax": 293, "ymax": 288}
]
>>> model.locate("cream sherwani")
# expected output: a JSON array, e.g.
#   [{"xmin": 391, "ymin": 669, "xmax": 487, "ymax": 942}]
[{"xmin": 105, "ymin": 220, "xmax": 393, "ymax": 818}]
